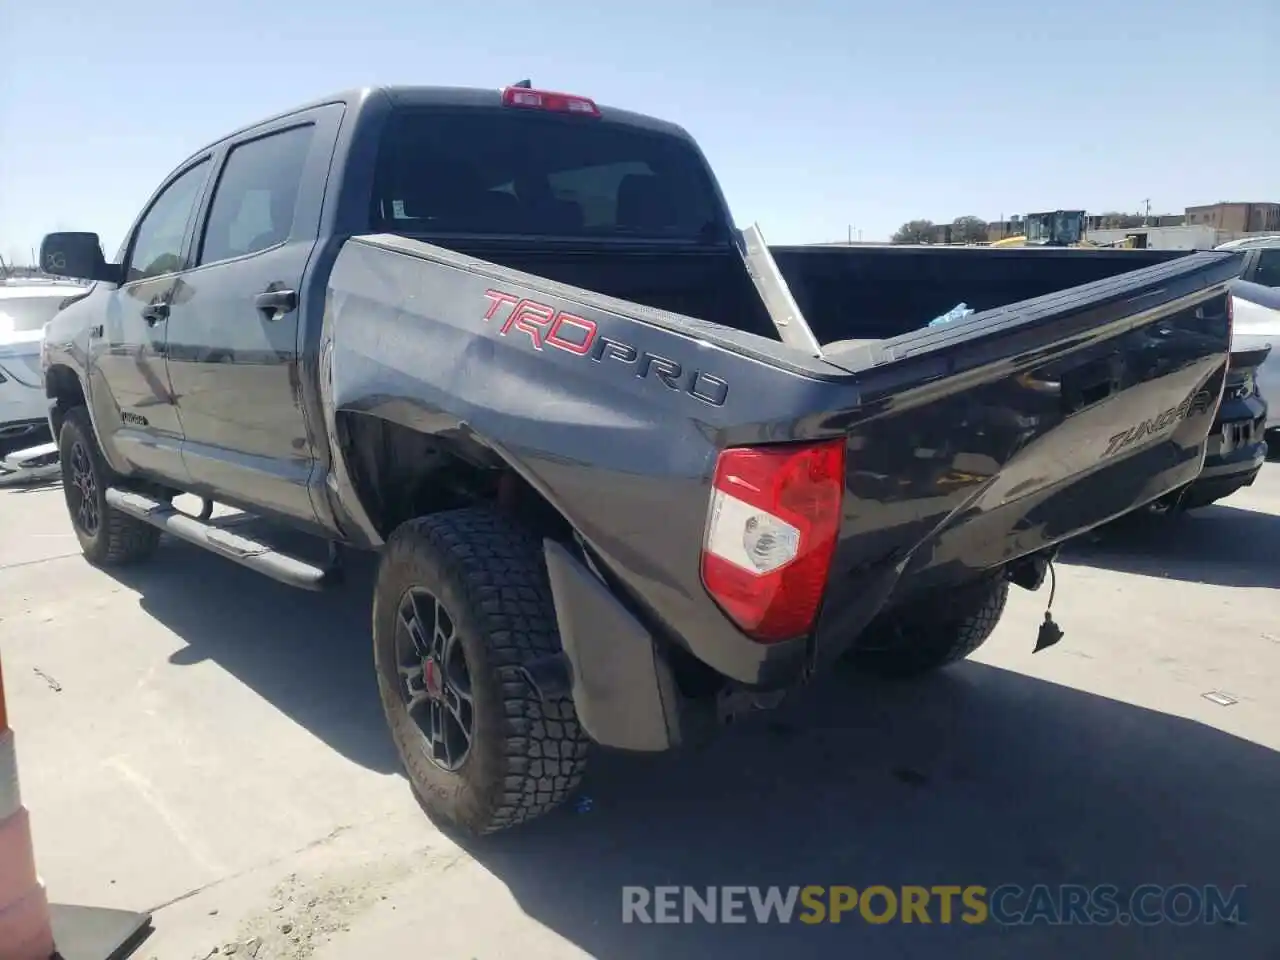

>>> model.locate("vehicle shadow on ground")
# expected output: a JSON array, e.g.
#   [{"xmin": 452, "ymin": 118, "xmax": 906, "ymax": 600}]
[
  {"xmin": 1060, "ymin": 503, "xmax": 1280, "ymax": 588},
  {"xmin": 101, "ymin": 531, "xmax": 401, "ymax": 774},
  {"xmin": 456, "ymin": 663, "xmax": 1278, "ymax": 960}
]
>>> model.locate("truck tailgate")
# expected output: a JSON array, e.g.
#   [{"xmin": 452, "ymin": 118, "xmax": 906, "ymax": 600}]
[{"xmin": 810, "ymin": 251, "xmax": 1242, "ymax": 646}]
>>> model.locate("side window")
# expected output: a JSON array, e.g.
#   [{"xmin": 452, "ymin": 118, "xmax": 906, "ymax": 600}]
[
  {"xmin": 198, "ymin": 124, "xmax": 315, "ymax": 266},
  {"xmin": 1252, "ymin": 250, "xmax": 1280, "ymax": 288},
  {"xmin": 126, "ymin": 160, "xmax": 210, "ymax": 283}
]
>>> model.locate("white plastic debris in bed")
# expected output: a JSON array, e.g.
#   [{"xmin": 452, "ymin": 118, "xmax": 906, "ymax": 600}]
[{"xmin": 735, "ymin": 223, "xmax": 824, "ymax": 359}]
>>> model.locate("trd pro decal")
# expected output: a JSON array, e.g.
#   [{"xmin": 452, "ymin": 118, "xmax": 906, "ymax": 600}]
[{"xmin": 482, "ymin": 289, "xmax": 729, "ymax": 407}]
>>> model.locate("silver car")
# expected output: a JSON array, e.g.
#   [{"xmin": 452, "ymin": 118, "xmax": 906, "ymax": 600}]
[
  {"xmin": 0, "ymin": 278, "xmax": 89, "ymax": 456},
  {"xmin": 1221, "ymin": 236, "xmax": 1280, "ymax": 440}
]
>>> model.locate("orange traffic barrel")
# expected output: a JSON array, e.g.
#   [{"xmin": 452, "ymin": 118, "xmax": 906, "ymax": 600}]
[{"xmin": 0, "ymin": 655, "xmax": 56, "ymax": 960}]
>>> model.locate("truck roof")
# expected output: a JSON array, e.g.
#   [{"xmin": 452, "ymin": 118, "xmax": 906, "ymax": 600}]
[
  {"xmin": 188, "ymin": 85, "xmax": 696, "ymax": 161},
  {"xmin": 1215, "ymin": 234, "xmax": 1280, "ymax": 251}
]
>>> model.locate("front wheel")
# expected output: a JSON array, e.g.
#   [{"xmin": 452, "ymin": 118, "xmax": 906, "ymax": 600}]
[
  {"xmin": 372, "ymin": 508, "xmax": 589, "ymax": 835},
  {"xmin": 58, "ymin": 406, "xmax": 161, "ymax": 566}
]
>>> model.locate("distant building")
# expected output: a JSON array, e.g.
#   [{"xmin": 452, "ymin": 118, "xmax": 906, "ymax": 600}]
[
  {"xmin": 1085, "ymin": 213, "xmax": 1185, "ymax": 230},
  {"xmin": 903, "ymin": 202, "xmax": 1280, "ymax": 246},
  {"xmin": 1085, "ymin": 224, "xmax": 1221, "ymax": 250},
  {"xmin": 920, "ymin": 222, "xmax": 987, "ymax": 244},
  {"xmin": 985, "ymin": 218, "xmax": 1023, "ymax": 242},
  {"xmin": 1185, "ymin": 202, "xmax": 1280, "ymax": 233}
]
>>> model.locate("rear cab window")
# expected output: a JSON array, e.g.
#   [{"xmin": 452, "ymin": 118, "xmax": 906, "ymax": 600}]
[{"xmin": 371, "ymin": 106, "xmax": 726, "ymax": 243}]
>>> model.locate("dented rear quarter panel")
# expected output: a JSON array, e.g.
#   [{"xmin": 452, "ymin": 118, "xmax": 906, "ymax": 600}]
[{"xmin": 322, "ymin": 234, "xmax": 850, "ymax": 684}]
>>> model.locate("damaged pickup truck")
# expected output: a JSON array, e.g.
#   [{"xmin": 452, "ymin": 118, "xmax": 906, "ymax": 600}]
[{"xmin": 40, "ymin": 84, "xmax": 1243, "ymax": 834}]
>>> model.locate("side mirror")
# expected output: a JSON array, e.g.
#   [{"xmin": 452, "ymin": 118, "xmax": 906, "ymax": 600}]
[{"xmin": 38, "ymin": 232, "xmax": 119, "ymax": 283}]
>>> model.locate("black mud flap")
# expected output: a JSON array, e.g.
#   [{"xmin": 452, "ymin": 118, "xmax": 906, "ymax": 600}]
[{"xmin": 543, "ymin": 539, "xmax": 684, "ymax": 752}]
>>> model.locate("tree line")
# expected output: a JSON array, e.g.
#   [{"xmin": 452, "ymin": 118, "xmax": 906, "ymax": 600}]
[{"xmin": 891, "ymin": 217, "xmax": 989, "ymax": 244}]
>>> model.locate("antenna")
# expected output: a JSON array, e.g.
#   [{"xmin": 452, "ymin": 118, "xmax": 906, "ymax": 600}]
[{"xmin": 510, "ymin": 79, "xmax": 532, "ymax": 88}]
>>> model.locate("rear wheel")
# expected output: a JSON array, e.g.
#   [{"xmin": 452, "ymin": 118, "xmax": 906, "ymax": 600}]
[
  {"xmin": 58, "ymin": 406, "xmax": 161, "ymax": 566},
  {"xmin": 373, "ymin": 508, "xmax": 589, "ymax": 835},
  {"xmin": 847, "ymin": 578, "xmax": 1009, "ymax": 679}
]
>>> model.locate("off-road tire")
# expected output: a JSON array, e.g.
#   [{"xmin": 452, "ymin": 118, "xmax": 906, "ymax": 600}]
[
  {"xmin": 373, "ymin": 508, "xmax": 590, "ymax": 835},
  {"xmin": 848, "ymin": 577, "xmax": 1009, "ymax": 679},
  {"xmin": 58, "ymin": 406, "xmax": 161, "ymax": 566}
]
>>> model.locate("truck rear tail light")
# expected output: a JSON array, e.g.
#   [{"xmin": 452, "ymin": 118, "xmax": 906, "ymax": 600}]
[
  {"xmin": 701, "ymin": 439, "xmax": 846, "ymax": 643},
  {"xmin": 501, "ymin": 86, "xmax": 600, "ymax": 117}
]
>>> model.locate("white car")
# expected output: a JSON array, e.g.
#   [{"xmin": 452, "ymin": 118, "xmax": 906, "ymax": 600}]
[
  {"xmin": 0, "ymin": 279, "xmax": 88, "ymax": 456},
  {"xmin": 1220, "ymin": 236, "xmax": 1280, "ymax": 440}
]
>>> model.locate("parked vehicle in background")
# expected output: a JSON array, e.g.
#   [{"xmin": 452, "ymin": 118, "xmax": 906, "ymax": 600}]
[
  {"xmin": 1219, "ymin": 235, "xmax": 1280, "ymax": 448},
  {"xmin": 38, "ymin": 84, "xmax": 1243, "ymax": 836},
  {"xmin": 1144, "ymin": 341, "xmax": 1270, "ymax": 513},
  {"xmin": 0, "ymin": 278, "xmax": 88, "ymax": 457},
  {"xmin": 0, "ymin": 440, "xmax": 60, "ymax": 486}
]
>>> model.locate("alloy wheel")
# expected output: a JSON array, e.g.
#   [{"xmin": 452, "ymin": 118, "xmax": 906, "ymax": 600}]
[{"xmin": 394, "ymin": 586, "xmax": 474, "ymax": 771}]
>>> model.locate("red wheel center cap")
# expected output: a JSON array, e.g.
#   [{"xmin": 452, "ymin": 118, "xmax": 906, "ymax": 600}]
[{"xmin": 424, "ymin": 658, "xmax": 443, "ymax": 697}]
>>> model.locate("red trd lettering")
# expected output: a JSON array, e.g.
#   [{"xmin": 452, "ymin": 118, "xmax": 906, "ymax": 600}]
[
  {"xmin": 506, "ymin": 299, "xmax": 556, "ymax": 349},
  {"xmin": 482, "ymin": 289, "xmax": 519, "ymax": 320},
  {"xmin": 546, "ymin": 312, "xmax": 597, "ymax": 355},
  {"xmin": 482, "ymin": 291, "xmax": 599, "ymax": 357}
]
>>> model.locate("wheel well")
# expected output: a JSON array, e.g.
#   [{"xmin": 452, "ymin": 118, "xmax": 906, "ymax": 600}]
[
  {"xmin": 338, "ymin": 411, "xmax": 730, "ymax": 705},
  {"xmin": 45, "ymin": 364, "xmax": 86, "ymax": 439},
  {"xmin": 337, "ymin": 411, "xmax": 572, "ymax": 542}
]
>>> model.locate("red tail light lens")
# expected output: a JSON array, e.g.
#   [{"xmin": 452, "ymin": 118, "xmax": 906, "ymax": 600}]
[
  {"xmin": 501, "ymin": 87, "xmax": 600, "ymax": 117},
  {"xmin": 700, "ymin": 439, "xmax": 846, "ymax": 643}
]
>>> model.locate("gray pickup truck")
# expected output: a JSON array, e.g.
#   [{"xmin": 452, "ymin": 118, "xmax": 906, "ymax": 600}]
[{"xmin": 39, "ymin": 85, "xmax": 1242, "ymax": 834}]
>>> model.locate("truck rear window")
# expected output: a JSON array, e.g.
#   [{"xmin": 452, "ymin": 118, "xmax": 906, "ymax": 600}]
[{"xmin": 372, "ymin": 107, "xmax": 724, "ymax": 243}]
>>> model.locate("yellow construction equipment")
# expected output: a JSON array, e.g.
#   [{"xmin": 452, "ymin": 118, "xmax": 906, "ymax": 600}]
[{"xmin": 991, "ymin": 210, "xmax": 1138, "ymax": 249}]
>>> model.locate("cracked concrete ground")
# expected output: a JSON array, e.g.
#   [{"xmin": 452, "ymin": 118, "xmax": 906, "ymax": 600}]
[{"xmin": 1, "ymin": 471, "xmax": 1278, "ymax": 959}]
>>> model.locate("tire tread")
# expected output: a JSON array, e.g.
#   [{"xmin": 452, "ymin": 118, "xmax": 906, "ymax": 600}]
[
  {"xmin": 377, "ymin": 509, "xmax": 589, "ymax": 834},
  {"xmin": 850, "ymin": 578, "xmax": 1009, "ymax": 679}
]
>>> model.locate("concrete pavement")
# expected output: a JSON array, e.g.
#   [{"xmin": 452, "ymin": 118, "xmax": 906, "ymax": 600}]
[{"xmin": 1, "ymin": 474, "xmax": 1278, "ymax": 959}]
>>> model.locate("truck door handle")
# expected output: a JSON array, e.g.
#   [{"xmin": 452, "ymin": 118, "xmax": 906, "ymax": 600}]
[
  {"xmin": 255, "ymin": 288, "xmax": 297, "ymax": 319},
  {"xmin": 141, "ymin": 302, "xmax": 170, "ymax": 326}
]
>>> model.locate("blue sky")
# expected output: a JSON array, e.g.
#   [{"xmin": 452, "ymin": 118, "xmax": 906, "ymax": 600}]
[{"xmin": 1, "ymin": 0, "xmax": 1275, "ymax": 263}]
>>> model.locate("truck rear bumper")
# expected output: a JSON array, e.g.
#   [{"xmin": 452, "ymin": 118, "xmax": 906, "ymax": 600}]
[{"xmin": 543, "ymin": 539, "xmax": 687, "ymax": 752}]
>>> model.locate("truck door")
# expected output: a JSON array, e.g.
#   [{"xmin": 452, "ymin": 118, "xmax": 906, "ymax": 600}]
[
  {"xmin": 165, "ymin": 105, "xmax": 341, "ymax": 524},
  {"xmin": 91, "ymin": 157, "xmax": 212, "ymax": 486}
]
